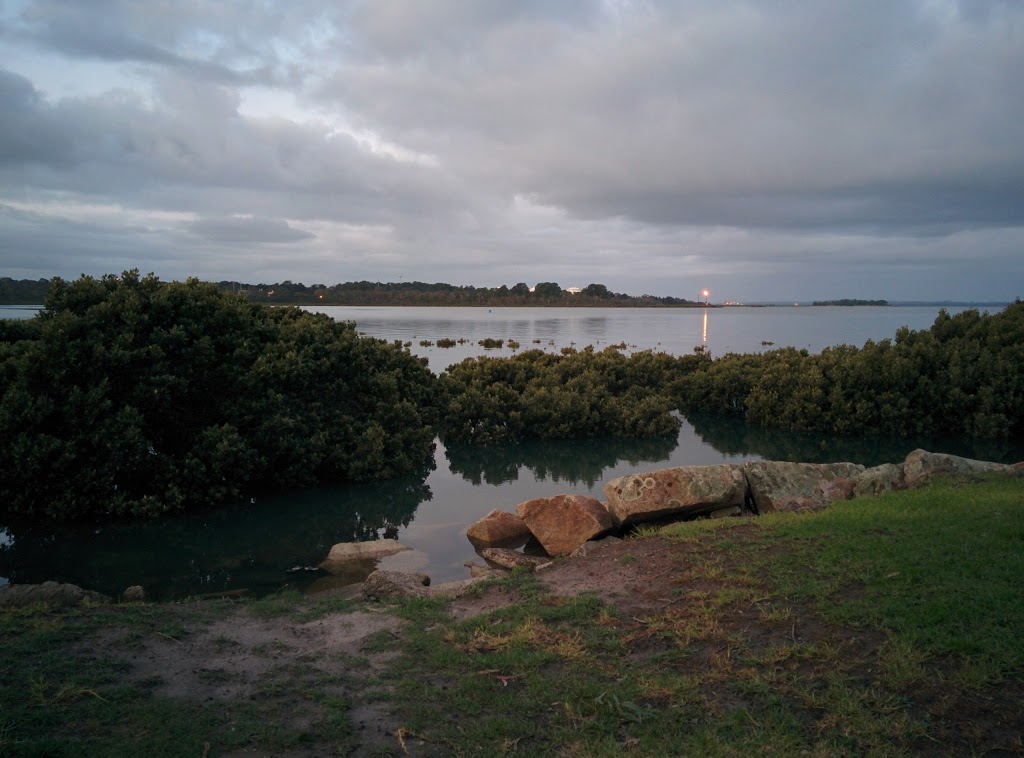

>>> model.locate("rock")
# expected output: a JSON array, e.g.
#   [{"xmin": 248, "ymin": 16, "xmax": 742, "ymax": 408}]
[
  {"xmin": 361, "ymin": 570, "xmax": 431, "ymax": 601},
  {"xmin": 902, "ymin": 449, "xmax": 1010, "ymax": 488},
  {"xmin": 604, "ymin": 464, "xmax": 747, "ymax": 527},
  {"xmin": 122, "ymin": 585, "xmax": 147, "ymax": 602},
  {"xmin": 854, "ymin": 463, "xmax": 906, "ymax": 498},
  {"xmin": 570, "ymin": 536, "xmax": 621, "ymax": 558},
  {"xmin": 479, "ymin": 548, "xmax": 552, "ymax": 572},
  {"xmin": 466, "ymin": 509, "xmax": 532, "ymax": 550},
  {"xmin": 320, "ymin": 539, "xmax": 411, "ymax": 574},
  {"xmin": 515, "ymin": 494, "xmax": 613, "ymax": 557},
  {"xmin": 0, "ymin": 581, "xmax": 110, "ymax": 609},
  {"xmin": 744, "ymin": 461, "xmax": 865, "ymax": 513},
  {"xmin": 463, "ymin": 561, "xmax": 507, "ymax": 579},
  {"xmin": 709, "ymin": 506, "xmax": 742, "ymax": 519}
]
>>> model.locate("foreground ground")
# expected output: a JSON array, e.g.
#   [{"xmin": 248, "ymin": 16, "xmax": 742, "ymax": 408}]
[{"xmin": 2, "ymin": 476, "xmax": 1022, "ymax": 756}]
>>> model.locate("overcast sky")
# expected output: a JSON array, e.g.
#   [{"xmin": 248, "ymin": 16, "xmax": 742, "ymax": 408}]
[{"xmin": 1, "ymin": 1, "xmax": 1022, "ymax": 302}]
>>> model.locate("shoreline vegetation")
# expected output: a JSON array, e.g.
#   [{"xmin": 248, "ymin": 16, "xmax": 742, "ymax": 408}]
[
  {"xmin": 1, "ymin": 271, "xmax": 1022, "ymax": 524},
  {"xmin": 1, "ymin": 475, "xmax": 1021, "ymax": 755}
]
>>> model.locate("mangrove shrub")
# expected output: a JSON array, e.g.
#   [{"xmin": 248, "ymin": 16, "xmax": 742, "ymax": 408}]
[
  {"xmin": 675, "ymin": 301, "xmax": 1024, "ymax": 438},
  {"xmin": 0, "ymin": 272, "xmax": 439, "ymax": 522},
  {"xmin": 440, "ymin": 346, "xmax": 707, "ymax": 444}
]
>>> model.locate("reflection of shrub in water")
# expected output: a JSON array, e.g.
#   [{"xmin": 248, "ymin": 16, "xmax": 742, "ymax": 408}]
[
  {"xmin": 686, "ymin": 413, "xmax": 1024, "ymax": 468},
  {"xmin": 445, "ymin": 435, "xmax": 678, "ymax": 488},
  {"xmin": 0, "ymin": 463, "xmax": 435, "ymax": 600}
]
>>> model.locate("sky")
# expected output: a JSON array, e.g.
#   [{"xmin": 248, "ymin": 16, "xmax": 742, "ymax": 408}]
[{"xmin": 0, "ymin": 0, "xmax": 1022, "ymax": 303}]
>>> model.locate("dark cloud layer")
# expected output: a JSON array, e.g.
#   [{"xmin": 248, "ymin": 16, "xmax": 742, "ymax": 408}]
[{"xmin": 0, "ymin": 1, "xmax": 1021, "ymax": 301}]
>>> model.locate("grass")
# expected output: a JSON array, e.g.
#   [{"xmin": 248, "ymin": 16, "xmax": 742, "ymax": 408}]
[
  {"xmin": 377, "ymin": 475, "xmax": 1023, "ymax": 755},
  {"xmin": 1, "ymin": 475, "xmax": 1020, "ymax": 755}
]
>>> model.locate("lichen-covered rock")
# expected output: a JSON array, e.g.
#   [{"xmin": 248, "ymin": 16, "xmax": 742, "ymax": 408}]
[
  {"xmin": 604, "ymin": 465, "xmax": 747, "ymax": 527},
  {"xmin": 854, "ymin": 463, "xmax": 906, "ymax": 498},
  {"xmin": 478, "ymin": 548, "xmax": 552, "ymax": 572},
  {"xmin": 743, "ymin": 461, "xmax": 865, "ymax": 513},
  {"xmin": 122, "ymin": 585, "xmax": 147, "ymax": 602},
  {"xmin": 463, "ymin": 561, "xmax": 507, "ymax": 579},
  {"xmin": 902, "ymin": 449, "xmax": 1010, "ymax": 488},
  {"xmin": 466, "ymin": 509, "xmax": 532, "ymax": 550},
  {"xmin": 515, "ymin": 494, "xmax": 613, "ymax": 557},
  {"xmin": 0, "ymin": 581, "xmax": 110, "ymax": 609},
  {"xmin": 361, "ymin": 570, "xmax": 431, "ymax": 600}
]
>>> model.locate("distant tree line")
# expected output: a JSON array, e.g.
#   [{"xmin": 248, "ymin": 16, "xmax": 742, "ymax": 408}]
[
  {"xmin": 0, "ymin": 277, "xmax": 50, "ymax": 304},
  {"xmin": 234, "ymin": 279, "xmax": 700, "ymax": 307},
  {"xmin": 811, "ymin": 299, "xmax": 889, "ymax": 306},
  {"xmin": 0, "ymin": 276, "xmax": 698, "ymax": 307}
]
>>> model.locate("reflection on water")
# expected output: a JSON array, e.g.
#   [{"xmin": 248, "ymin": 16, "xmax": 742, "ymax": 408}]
[
  {"xmin": 3, "ymin": 418, "xmax": 1022, "ymax": 601},
  {"xmin": 445, "ymin": 435, "xmax": 679, "ymax": 488},
  {"xmin": 687, "ymin": 413, "xmax": 1024, "ymax": 467},
  {"xmin": 0, "ymin": 469, "xmax": 432, "ymax": 600}
]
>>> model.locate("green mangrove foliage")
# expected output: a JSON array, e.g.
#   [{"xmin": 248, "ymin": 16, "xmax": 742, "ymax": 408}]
[
  {"xmin": 0, "ymin": 272, "xmax": 439, "ymax": 522},
  {"xmin": 439, "ymin": 346, "xmax": 708, "ymax": 444},
  {"xmin": 676, "ymin": 301, "xmax": 1024, "ymax": 438}
]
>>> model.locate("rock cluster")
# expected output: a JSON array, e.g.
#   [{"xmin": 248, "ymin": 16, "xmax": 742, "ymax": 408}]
[
  {"xmin": 321, "ymin": 448, "xmax": 1020, "ymax": 600},
  {"xmin": 464, "ymin": 448, "xmax": 1021, "ymax": 569}
]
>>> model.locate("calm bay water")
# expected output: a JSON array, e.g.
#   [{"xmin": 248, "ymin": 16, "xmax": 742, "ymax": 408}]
[
  {"xmin": 3, "ymin": 304, "xmax": 1021, "ymax": 598},
  {"xmin": 306, "ymin": 304, "xmax": 992, "ymax": 372}
]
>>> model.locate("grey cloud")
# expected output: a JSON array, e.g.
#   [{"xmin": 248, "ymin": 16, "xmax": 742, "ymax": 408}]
[
  {"xmin": 329, "ymin": 0, "xmax": 1024, "ymax": 235},
  {"xmin": 0, "ymin": 69, "xmax": 467, "ymax": 228},
  {"xmin": 1, "ymin": 1, "xmax": 1022, "ymax": 302},
  {"xmin": 187, "ymin": 215, "xmax": 315, "ymax": 244}
]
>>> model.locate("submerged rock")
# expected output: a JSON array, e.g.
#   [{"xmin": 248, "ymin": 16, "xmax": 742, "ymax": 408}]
[
  {"xmin": 320, "ymin": 539, "xmax": 412, "ymax": 575},
  {"xmin": 516, "ymin": 494, "xmax": 613, "ymax": 557},
  {"xmin": 604, "ymin": 464, "xmax": 747, "ymax": 527},
  {"xmin": 743, "ymin": 461, "xmax": 865, "ymax": 513}
]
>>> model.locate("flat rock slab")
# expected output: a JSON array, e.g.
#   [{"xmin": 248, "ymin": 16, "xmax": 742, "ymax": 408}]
[
  {"xmin": 466, "ymin": 509, "xmax": 532, "ymax": 550},
  {"xmin": 604, "ymin": 464, "xmax": 747, "ymax": 527},
  {"xmin": 516, "ymin": 494, "xmax": 613, "ymax": 557},
  {"xmin": 479, "ymin": 548, "xmax": 552, "ymax": 572},
  {"xmin": 320, "ymin": 539, "xmax": 411, "ymax": 575},
  {"xmin": 903, "ymin": 449, "xmax": 1010, "ymax": 488},
  {"xmin": 0, "ymin": 581, "xmax": 110, "ymax": 608},
  {"xmin": 744, "ymin": 461, "xmax": 865, "ymax": 513}
]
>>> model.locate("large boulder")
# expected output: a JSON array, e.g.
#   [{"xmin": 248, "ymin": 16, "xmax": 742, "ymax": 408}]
[
  {"xmin": 362, "ymin": 570, "xmax": 430, "ymax": 600},
  {"xmin": 743, "ymin": 461, "xmax": 865, "ymax": 513},
  {"xmin": 854, "ymin": 463, "xmax": 906, "ymax": 498},
  {"xmin": 515, "ymin": 495, "xmax": 613, "ymax": 557},
  {"xmin": 604, "ymin": 465, "xmax": 747, "ymax": 527},
  {"xmin": 466, "ymin": 509, "xmax": 532, "ymax": 550},
  {"xmin": 903, "ymin": 449, "xmax": 1010, "ymax": 488},
  {"xmin": 0, "ymin": 581, "xmax": 110, "ymax": 609}
]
